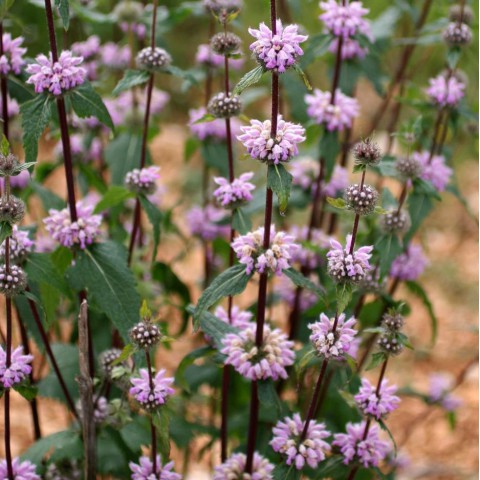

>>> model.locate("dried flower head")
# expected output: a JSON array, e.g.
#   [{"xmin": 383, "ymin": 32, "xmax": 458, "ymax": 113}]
[
  {"xmin": 0, "ymin": 458, "xmax": 39, "ymax": 480},
  {"xmin": 0, "ymin": 264, "xmax": 27, "ymax": 297},
  {"xmin": 204, "ymin": 0, "xmax": 243, "ymax": 21},
  {"xmin": 0, "ymin": 152, "xmax": 19, "ymax": 176},
  {"xmin": 354, "ymin": 378, "xmax": 400, "ymax": 420},
  {"xmin": 213, "ymin": 172, "xmax": 255, "ymax": 208},
  {"xmin": 390, "ymin": 244, "xmax": 428, "ymax": 281},
  {"xmin": 130, "ymin": 456, "xmax": 181, "ymax": 480},
  {"xmin": 129, "ymin": 368, "xmax": 174, "ymax": 411},
  {"xmin": 382, "ymin": 311, "xmax": 405, "ymax": 331},
  {"xmin": 125, "ymin": 166, "xmax": 161, "ymax": 195},
  {"xmin": 0, "ymin": 195, "xmax": 25, "ymax": 224},
  {"xmin": 270, "ymin": 413, "xmax": 331, "ymax": 470},
  {"xmin": 238, "ymin": 116, "xmax": 306, "ymax": 164},
  {"xmin": 344, "ymin": 184, "xmax": 378, "ymax": 216},
  {"xmin": 443, "ymin": 22, "xmax": 472, "ymax": 46},
  {"xmin": 0, "ymin": 225, "xmax": 34, "ymax": 264},
  {"xmin": 213, "ymin": 452, "xmax": 274, "ymax": 480},
  {"xmin": 449, "ymin": 5, "xmax": 474, "ymax": 25},
  {"xmin": 0, "ymin": 345, "xmax": 33, "ymax": 388},
  {"xmin": 358, "ymin": 268, "xmax": 386, "ymax": 294},
  {"xmin": 327, "ymin": 235, "xmax": 373, "ymax": 283},
  {"xmin": 129, "ymin": 321, "xmax": 162, "ymax": 349},
  {"xmin": 99, "ymin": 348, "xmax": 124, "ymax": 378},
  {"xmin": 380, "ymin": 210, "xmax": 410, "ymax": 235},
  {"xmin": 136, "ymin": 47, "xmax": 172, "ymax": 71},
  {"xmin": 352, "ymin": 138, "xmax": 382, "ymax": 167},
  {"xmin": 395, "ymin": 155, "xmax": 422, "ymax": 179},
  {"xmin": 211, "ymin": 32, "xmax": 242, "ymax": 55},
  {"xmin": 378, "ymin": 331, "xmax": 404, "ymax": 356},
  {"xmin": 309, "ymin": 312, "xmax": 357, "ymax": 360},
  {"xmin": 208, "ymin": 92, "xmax": 242, "ymax": 118},
  {"xmin": 221, "ymin": 325, "xmax": 295, "ymax": 381}
]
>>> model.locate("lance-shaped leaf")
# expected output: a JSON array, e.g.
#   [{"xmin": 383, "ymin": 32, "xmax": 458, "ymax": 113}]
[
  {"xmin": 70, "ymin": 82, "xmax": 114, "ymax": 130},
  {"xmin": 233, "ymin": 65, "xmax": 265, "ymax": 95},
  {"xmin": 267, "ymin": 163, "xmax": 292, "ymax": 215},
  {"xmin": 283, "ymin": 268, "xmax": 324, "ymax": 296},
  {"xmin": 232, "ymin": 207, "xmax": 252, "ymax": 235},
  {"xmin": 292, "ymin": 63, "xmax": 312, "ymax": 90},
  {"xmin": 192, "ymin": 264, "xmax": 252, "ymax": 330},
  {"xmin": 336, "ymin": 282, "xmax": 353, "ymax": 314},
  {"xmin": 112, "ymin": 69, "xmax": 151, "ymax": 96},
  {"xmin": 94, "ymin": 186, "xmax": 134, "ymax": 214},
  {"xmin": 152, "ymin": 408, "xmax": 171, "ymax": 460},
  {"xmin": 327, "ymin": 197, "xmax": 347, "ymax": 209},
  {"xmin": 139, "ymin": 196, "xmax": 163, "ymax": 262},
  {"xmin": 55, "ymin": 0, "xmax": 70, "ymax": 30}
]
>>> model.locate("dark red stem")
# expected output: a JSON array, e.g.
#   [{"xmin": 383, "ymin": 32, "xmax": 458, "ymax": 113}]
[{"xmin": 146, "ymin": 350, "xmax": 157, "ymax": 474}]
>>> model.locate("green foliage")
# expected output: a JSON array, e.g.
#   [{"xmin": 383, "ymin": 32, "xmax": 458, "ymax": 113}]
[
  {"xmin": 175, "ymin": 346, "xmax": 214, "ymax": 392},
  {"xmin": 94, "ymin": 186, "xmax": 134, "ymax": 213},
  {"xmin": 233, "ymin": 65, "xmax": 265, "ymax": 95},
  {"xmin": 336, "ymin": 282, "xmax": 353, "ymax": 314},
  {"xmin": 55, "ymin": 0, "xmax": 69, "ymax": 29},
  {"xmin": 139, "ymin": 196, "xmax": 163, "ymax": 262},
  {"xmin": 258, "ymin": 379, "xmax": 283, "ymax": 415},
  {"xmin": 152, "ymin": 408, "xmax": 171, "ymax": 460},
  {"xmin": 191, "ymin": 309, "xmax": 239, "ymax": 349},
  {"xmin": 267, "ymin": 163, "xmax": 293, "ymax": 215},
  {"xmin": 0, "ymin": 221, "xmax": 12, "ymax": 244},
  {"xmin": 327, "ymin": 197, "xmax": 347, "ymax": 209},
  {"xmin": 375, "ymin": 234, "xmax": 403, "ymax": 277},
  {"xmin": 284, "ymin": 268, "xmax": 323, "ymax": 296},
  {"xmin": 366, "ymin": 352, "xmax": 388, "ymax": 371},
  {"xmin": 113, "ymin": 69, "xmax": 151, "ymax": 95},
  {"xmin": 232, "ymin": 208, "xmax": 252, "ymax": 234}
]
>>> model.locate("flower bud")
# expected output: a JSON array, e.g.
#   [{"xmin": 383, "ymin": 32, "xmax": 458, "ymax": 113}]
[
  {"xmin": 207, "ymin": 92, "xmax": 242, "ymax": 118},
  {"xmin": 380, "ymin": 210, "xmax": 411, "ymax": 235},
  {"xmin": 378, "ymin": 331, "xmax": 404, "ymax": 356},
  {"xmin": 352, "ymin": 138, "xmax": 382, "ymax": 167},
  {"xmin": 0, "ymin": 195, "xmax": 25, "ymax": 224},
  {"xmin": 345, "ymin": 184, "xmax": 378, "ymax": 216},
  {"xmin": 211, "ymin": 32, "xmax": 242, "ymax": 55},
  {"xmin": 129, "ymin": 321, "xmax": 162, "ymax": 349},
  {"xmin": 443, "ymin": 22, "xmax": 472, "ymax": 46},
  {"xmin": 382, "ymin": 312, "xmax": 405, "ymax": 331},
  {"xmin": 0, "ymin": 153, "xmax": 19, "ymax": 176},
  {"xmin": 0, "ymin": 264, "xmax": 27, "ymax": 297},
  {"xmin": 99, "ymin": 348, "xmax": 123, "ymax": 378},
  {"xmin": 395, "ymin": 156, "xmax": 421, "ymax": 179},
  {"xmin": 136, "ymin": 47, "xmax": 172, "ymax": 71}
]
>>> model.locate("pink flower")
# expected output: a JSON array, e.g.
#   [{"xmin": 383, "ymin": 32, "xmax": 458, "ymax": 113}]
[
  {"xmin": 71, "ymin": 35, "xmax": 101, "ymax": 59},
  {"xmin": 26, "ymin": 51, "xmax": 86, "ymax": 96},
  {"xmin": 248, "ymin": 20, "xmax": 307, "ymax": 73},
  {"xmin": 99, "ymin": 42, "xmax": 131, "ymax": 69},
  {"xmin": 214, "ymin": 452, "xmax": 273, "ymax": 480},
  {"xmin": 0, "ymin": 346, "xmax": 33, "ymax": 388},
  {"xmin": 354, "ymin": 378, "xmax": 400, "ymax": 419},
  {"xmin": 426, "ymin": 74, "xmax": 465, "ymax": 108},
  {"xmin": 0, "ymin": 458, "xmax": 39, "ymax": 480},
  {"xmin": 125, "ymin": 166, "xmax": 161, "ymax": 195},
  {"xmin": 413, "ymin": 150, "xmax": 452, "ymax": 192},
  {"xmin": 390, "ymin": 244, "xmax": 428, "ymax": 281},
  {"xmin": 277, "ymin": 275, "xmax": 318, "ymax": 311},
  {"xmin": 129, "ymin": 368, "xmax": 174, "ymax": 410},
  {"xmin": 129, "ymin": 456, "xmax": 181, "ymax": 480},
  {"xmin": 329, "ymin": 37, "xmax": 369, "ymax": 59},
  {"xmin": 0, "ymin": 225, "xmax": 34, "ymax": 263},
  {"xmin": 186, "ymin": 205, "xmax": 230, "ymax": 241},
  {"xmin": 0, "ymin": 33, "xmax": 26, "ymax": 75},
  {"xmin": 319, "ymin": 0, "xmax": 370, "ymax": 38},
  {"xmin": 427, "ymin": 373, "xmax": 462, "ymax": 412},
  {"xmin": 305, "ymin": 88, "xmax": 359, "ymax": 131},
  {"xmin": 213, "ymin": 172, "xmax": 255, "ymax": 208}
]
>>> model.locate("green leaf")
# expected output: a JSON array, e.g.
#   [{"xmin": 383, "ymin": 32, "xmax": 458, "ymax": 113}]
[
  {"xmin": 190, "ymin": 308, "xmax": 239, "ymax": 349},
  {"xmin": 446, "ymin": 411, "xmax": 456, "ymax": 430},
  {"xmin": 151, "ymin": 262, "xmax": 191, "ymax": 309},
  {"xmin": 20, "ymin": 94, "xmax": 53, "ymax": 163},
  {"xmin": 184, "ymin": 137, "xmax": 199, "ymax": 162},
  {"xmin": 233, "ymin": 65, "xmax": 265, "ymax": 95},
  {"xmin": 336, "ymin": 282, "xmax": 353, "ymax": 314},
  {"xmin": 232, "ymin": 208, "xmax": 251, "ymax": 235},
  {"xmin": 66, "ymin": 241, "xmax": 141, "ymax": 341},
  {"xmin": 94, "ymin": 186, "xmax": 134, "ymax": 214},
  {"xmin": 152, "ymin": 408, "xmax": 171, "ymax": 460},
  {"xmin": 139, "ymin": 196, "xmax": 163, "ymax": 262},
  {"xmin": 25, "ymin": 252, "xmax": 70, "ymax": 296},
  {"xmin": 375, "ymin": 234, "xmax": 403, "ymax": 277},
  {"xmin": 192, "ymin": 113, "xmax": 217, "ymax": 124},
  {"xmin": 326, "ymin": 197, "xmax": 347, "ymax": 209},
  {"xmin": 112, "ymin": 69, "xmax": 151, "ymax": 96},
  {"xmin": 292, "ymin": 63, "xmax": 312, "ymax": 90},
  {"xmin": 0, "ymin": 0, "xmax": 14, "ymax": 19},
  {"xmin": 0, "ymin": 221, "xmax": 12, "ymax": 244},
  {"xmin": 113, "ymin": 343, "xmax": 136, "ymax": 365},
  {"xmin": 70, "ymin": 81, "xmax": 114, "ymax": 130},
  {"xmin": 0, "ymin": 134, "xmax": 9, "ymax": 155},
  {"xmin": 366, "ymin": 351, "xmax": 387, "ymax": 371},
  {"xmin": 378, "ymin": 419, "xmax": 397, "ymax": 457},
  {"xmin": 313, "ymin": 456, "xmax": 347, "ymax": 478},
  {"xmin": 55, "ymin": 0, "xmax": 70, "ymax": 30},
  {"xmin": 267, "ymin": 163, "xmax": 292, "ymax": 215},
  {"xmin": 13, "ymin": 384, "xmax": 38, "ymax": 401},
  {"xmin": 284, "ymin": 268, "xmax": 323, "ymax": 296},
  {"xmin": 405, "ymin": 281, "xmax": 437, "ymax": 345},
  {"xmin": 30, "ymin": 181, "xmax": 65, "ymax": 211},
  {"xmin": 200, "ymin": 141, "xmax": 229, "ymax": 176},
  {"xmin": 175, "ymin": 346, "xmax": 214, "ymax": 393},
  {"xmin": 192, "ymin": 264, "xmax": 252, "ymax": 330},
  {"xmin": 258, "ymin": 379, "xmax": 282, "ymax": 415},
  {"xmin": 11, "ymin": 161, "xmax": 37, "ymax": 175},
  {"xmin": 273, "ymin": 464, "xmax": 299, "ymax": 480},
  {"xmin": 162, "ymin": 65, "xmax": 198, "ymax": 85},
  {"xmin": 320, "ymin": 130, "xmax": 340, "ymax": 179}
]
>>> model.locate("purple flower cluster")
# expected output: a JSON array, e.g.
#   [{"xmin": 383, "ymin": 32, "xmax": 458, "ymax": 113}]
[
  {"xmin": 221, "ymin": 325, "xmax": 295, "ymax": 381},
  {"xmin": 308, "ymin": 313, "xmax": 357, "ymax": 360},
  {"xmin": 327, "ymin": 235, "xmax": 373, "ymax": 283},
  {"xmin": 329, "ymin": 36, "xmax": 370, "ymax": 60},
  {"xmin": 189, "ymin": 107, "xmax": 241, "ymax": 141},
  {"xmin": 354, "ymin": 378, "xmax": 400, "ymax": 420},
  {"xmin": 0, "ymin": 33, "xmax": 26, "ymax": 75},
  {"xmin": 214, "ymin": 305, "xmax": 253, "ymax": 329},
  {"xmin": 333, "ymin": 421, "xmax": 389, "ymax": 468},
  {"xmin": 231, "ymin": 225, "xmax": 299, "ymax": 276},
  {"xmin": 305, "ymin": 89, "xmax": 359, "ymax": 131},
  {"xmin": 238, "ymin": 116, "xmax": 306, "ymax": 164},
  {"xmin": 0, "ymin": 458, "xmax": 39, "ymax": 480},
  {"xmin": 213, "ymin": 452, "xmax": 274, "ymax": 480},
  {"xmin": 26, "ymin": 51, "xmax": 86, "ymax": 96},
  {"xmin": 129, "ymin": 456, "xmax": 181, "ymax": 480},
  {"xmin": 186, "ymin": 205, "xmax": 229, "ymax": 241},
  {"xmin": 125, "ymin": 166, "xmax": 161, "ymax": 195},
  {"xmin": 270, "ymin": 413, "xmax": 331, "ymax": 469},
  {"xmin": 319, "ymin": 0, "xmax": 370, "ymax": 38},
  {"xmin": 290, "ymin": 157, "xmax": 318, "ymax": 190},
  {"xmin": 0, "ymin": 346, "xmax": 33, "ymax": 388},
  {"xmin": 413, "ymin": 150, "xmax": 453, "ymax": 192},
  {"xmin": 71, "ymin": 35, "xmax": 101, "ymax": 60},
  {"xmin": 43, "ymin": 200, "xmax": 102, "ymax": 249},
  {"xmin": 213, "ymin": 172, "xmax": 256, "ymax": 208},
  {"xmin": 427, "ymin": 373, "xmax": 462, "ymax": 412},
  {"xmin": 195, "ymin": 44, "xmax": 244, "ymax": 70},
  {"xmin": 322, "ymin": 165, "xmax": 349, "ymax": 197},
  {"xmin": 248, "ymin": 20, "xmax": 307, "ymax": 72},
  {"xmin": 54, "ymin": 133, "xmax": 102, "ymax": 163},
  {"xmin": 289, "ymin": 225, "xmax": 331, "ymax": 270},
  {"xmin": 129, "ymin": 368, "xmax": 174, "ymax": 410},
  {"xmin": 0, "ymin": 225, "xmax": 34, "ymax": 263},
  {"xmin": 426, "ymin": 74, "xmax": 465, "ymax": 108},
  {"xmin": 390, "ymin": 244, "xmax": 428, "ymax": 281},
  {"xmin": 100, "ymin": 42, "xmax": 131, "ymax": 70}
]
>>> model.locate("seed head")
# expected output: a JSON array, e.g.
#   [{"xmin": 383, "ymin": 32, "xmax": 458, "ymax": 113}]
[
  {"xmin": 207, "ymin": 92, "xmax": 242, "ymax": 119},
  {"xmin": 345, "ymin": 183, "xmax": 378, "ymax": 216},
  {"xmin": 449, "ymin": 5, "xmax": 474, "ymax": 25},
  {"xmin": 0, "ymin": 195, "xmax": 25, "ymax": 224},
  {"xmin": 129, "ymin": 321, "xmax": 162, "ymax": 349},
  {"xmin": 395, "ymin": 155, "xmax": 421, "ymax": 179},
  {"xmin": 378, "ymin": 331, "xmax": 404, "ymax": 356},
  {"xmin": 352, "ymin": 138, "xmax": 382, "ymax": 166},
  {"xmin": 382, "ymin": 311, "xmax": 405, "ymax": 331},
  {"xmin": 113, "ymin": 1, "xmax": 143, "ymax": 22},
  {"xmin": 380, "ymin": 210, "xmax": 410, "ymax": 235},
  {"xmin": 443, "ymin": 22, "xmax": 472, "ymax": 46},
  {"xmin": 99, "ymin": 348, "xmax": 123, "ymax": 378},
  {"xmin": 211, "ymin": 32, "xmax": 242, "ymax": 55},
  {"xmin": 136, "ymin": 47, "xmax": 172, "ymax": 71},
  {"xmin": 0, "ymin": 264, "xmax": 27, "ymax": 297},
  {"xmin": 0, "ymin": 153, "xmax": 19, "ymax": 176}
]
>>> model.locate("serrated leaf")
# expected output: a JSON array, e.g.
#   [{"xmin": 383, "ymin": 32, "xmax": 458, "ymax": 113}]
[
  {"xmin": 366, "ymin": 351, "xmax": 387, "ymax": 371},
  {"xmin": 94, "ymin": 185, "xmax": 134, "ymax": 214},
  {"xmin": 326, "ymin": 197, "xmax": 347, "ymax": 209},
  {"xmin": 25, "ymin": 252, "xmax": 70, "ymax": 295},
  {"xmin": 13, "ymin": 384, "xmax": 38, "ymax": 401},
  {"xmin": 233, "ymin": 65, "xmax": 265, "ymax": 95},
  {"xmin": 292, "ymin": 63, "xmax": 312, "ymax": 90},
  {"xmin": 152, "ymin": 408, "xmax": 171, "ymax": 460},
  {"xmin": 112, "ymin": 69, "xmax": 151, "ymax": 96},
  {"xmin": 11, "ymin": 162, "xmax": 36, "ymax": 175},
  {"xmin": 336, "ymin": 282, "xmax": 353, "ymax": 314},
  {"xmin": 139, "ymin": 196, "xmax": 163, "ymax": 263},
  {"xmin": 267, "ymin": 163, "xmax": 292, "ymax": 214},
  {"xmin": 232, "ymin": 208, "xmax": 251, "ymax": 235},
  {"xmin": 55, "ymin": 0, "xmax": 70, "ymax": 30},
  {"xmin": 20, "ymin": 94, "xmax": 53, "ymax": 163},
  {"xmin": 192, "ymin": 264, "xmax": 252, "ymax": 330},
  {"xmin": 0, "ymin": 221, "xmax": 12, "ymax": 244},
  {"xmin": 405, "ymin": 281, "xmax": 437, "ymax": 345},
  {"xmin": 375, "ymin": 234, "xmax": 403, "ymax": 277},
  {"xmin": 66, "ymin": 241, "xmax": 141, "ymax": 341},
  {"xmin": 0, "ymin": 134, "xmax": 9, "ymax": 155},
  {"xmin": 70, "ymin": 81, "xmax": 114, "ymax": 130},
  {"xmin": 284, "ymin": 268, "xmax": 323, "ymax": 296}
]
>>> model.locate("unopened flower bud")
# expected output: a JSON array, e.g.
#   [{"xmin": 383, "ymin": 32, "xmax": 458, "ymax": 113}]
[
  {"xmin": 382, "ymin": 312, "xmax": 405, "ymax": 331},
  {"xmin": 380, "ymin": 210, "xmax": 410, "ymax": 235},
  {"xmin": 207, "ymin": 92, "xmax": 242, "ymax": 118},
  {"xmin": 113, "ymin": 1, "xmax": 143, "ymax": 22},
  {"xmin": 352, "ymin": 139, "xmax": 382, "ymax": 167},
  {"xmin": 99, "ymin": 348, "xmax": 123, "ymax": 378},
  {"xmin": 0, "ymin": 153, "xmax": 19, "ymax": 176},
  {"xmin": 129, "ymin": 321, "xmax": 162, "ymax": 349},
  {"xmin": 0, "ymin": 195, "xmax": 25, "ymax": 224},
  {"xmin": 378, "ymin": 331, "xmax": 404, "ymax": 356},
  {"xmin": 211, "ymin": 32, "xmax": 242, "ymax": 55},
  {"xmin": 0, "ymin": 264, "xmax": 27, "ymax": 297},
  {"xmin": 449, "ymin": 5, "xmax": 474, "ymax": 25},
  {"xmin": 345, "ymin": 184, "xmax": 378, "ymax": 216},
  {"xmin": 395, "ymin": 156, "xmax": 421, "ymax": 179},
  {"xmin": 136, "ymin": 47, "xmax": 172, "ymax": 71},
  {"xmin": 443, "ymin": 22, "xmax": 472, "ymax": 46}
]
